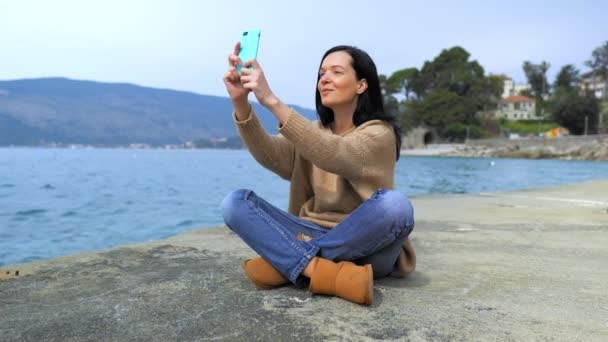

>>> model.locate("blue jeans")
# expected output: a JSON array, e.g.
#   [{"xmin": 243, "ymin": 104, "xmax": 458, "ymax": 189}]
[{"xmin": 221, "ymin": 188, "xmax": 414, "ymax": 284}]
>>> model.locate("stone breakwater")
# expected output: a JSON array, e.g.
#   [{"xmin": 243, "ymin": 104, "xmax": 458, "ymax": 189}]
[
  {"xmin": 1, "ymin": 180, "xmax": 607, "ymax": 341},
  {"xmin": 407, "ymin": 135, "xmax": 608, "ymax": 160}
]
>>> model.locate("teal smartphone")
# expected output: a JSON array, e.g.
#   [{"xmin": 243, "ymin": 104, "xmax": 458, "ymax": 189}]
[{"xmin": 237, "ymin": 29, "xmax": 261, "ymax": 74}]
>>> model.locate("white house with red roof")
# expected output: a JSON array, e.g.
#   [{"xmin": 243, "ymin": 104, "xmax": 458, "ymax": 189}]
[{"xmin": 498, "ymin": 95, "xmax": 538, "ymax": 120}]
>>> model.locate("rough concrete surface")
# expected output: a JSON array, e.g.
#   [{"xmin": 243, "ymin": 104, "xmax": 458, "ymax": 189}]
[{"xmin": 1, "ymin": 180, "xmax": 607, "ymax": 341}]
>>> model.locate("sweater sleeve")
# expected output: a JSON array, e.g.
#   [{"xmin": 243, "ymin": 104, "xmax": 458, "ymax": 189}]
[
  {"xmin": 277, "ymin": 108, "xmax": 395, "ymax": 181},
  {"xmin": 233, "ymin": 109, "xmax": 295, "ymax": 180}
]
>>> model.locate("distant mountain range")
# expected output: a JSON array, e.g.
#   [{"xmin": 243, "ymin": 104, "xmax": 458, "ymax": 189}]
[{"xmin": 0, "ymin": 77, "xmax": 318, "ymax": 146}]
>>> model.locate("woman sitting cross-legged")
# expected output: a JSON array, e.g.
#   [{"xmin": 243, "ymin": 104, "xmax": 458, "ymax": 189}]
[{"xmin": 221, "ymin": 43, "xmax": 416, "ymax": 305}]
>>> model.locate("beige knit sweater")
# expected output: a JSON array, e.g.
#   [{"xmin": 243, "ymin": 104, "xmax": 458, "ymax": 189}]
[{"xmin": 233, "ymin": 107, "xmax": 416, "ymax": 278}]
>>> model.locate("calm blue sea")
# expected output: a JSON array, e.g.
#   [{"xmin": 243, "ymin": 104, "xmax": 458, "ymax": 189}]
[{"xmin": 2, "ymin": 147, "xmax": 608, "ymax": 266}]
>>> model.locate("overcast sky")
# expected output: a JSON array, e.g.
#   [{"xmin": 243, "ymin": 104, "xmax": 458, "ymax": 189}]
[{"xmin": 1, "ymin": 0, "xmax": 606, "ymax": 108}]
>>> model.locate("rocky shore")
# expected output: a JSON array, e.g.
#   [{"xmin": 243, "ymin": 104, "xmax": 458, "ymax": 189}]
[
  {"xmin": 402, "ymin": 135, "xmax": 608, "ymax": 160},
  {"xmin": 444, "ymin": 140, "xmax": 608, "ymax": 159}
]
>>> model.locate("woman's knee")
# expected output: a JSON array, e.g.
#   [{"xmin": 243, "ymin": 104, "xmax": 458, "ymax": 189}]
[
  {"xmin": 374, "ymin": 189, "xmax": 415, "ymax": 231},
  {"xmin": 355, "ymin": 239, "xmax": 403, "ymax": 279},
  {"xmin": 221, "ymin": 189, "xmax": 252, "ymax": 228}
]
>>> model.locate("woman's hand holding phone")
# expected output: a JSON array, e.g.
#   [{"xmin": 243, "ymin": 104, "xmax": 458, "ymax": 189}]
[
  {"xmin": 240, "ymin": 59, "xmax": 278, "ymax": 109},
  {"xmin": 224, "ymin": 29, "xmax": 287, "ymax": 123},
  {"xmin": 224, "ymin": 42, "xmax": 251, "ymax": 118},
  {"xmin": 224, "ymin": 42, "xmax": 247, "ymax": 100},
  {"xmin": 224, "ymin": 42, "xmax": 279, "ymax": 112},
  {"xmin": 224, "ymin": 28, "xmax": 262, "ymax": 112}
]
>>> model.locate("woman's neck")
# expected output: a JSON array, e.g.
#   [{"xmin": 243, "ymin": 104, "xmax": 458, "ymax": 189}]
[
  {"xmin": 331, "ymin": 119, "xmax": 355, "ymax": 135},
  {"xmin": 331, "ymin": 102, "xmax": 357, "ymax": 135}
]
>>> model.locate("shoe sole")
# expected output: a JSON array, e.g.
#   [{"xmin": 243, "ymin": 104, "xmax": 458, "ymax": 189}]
[{"xmin": 365, "ymin": 264, "xmax": 374, "ymax": 305}]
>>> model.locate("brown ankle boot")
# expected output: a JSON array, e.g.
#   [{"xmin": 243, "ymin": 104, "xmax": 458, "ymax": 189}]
[
  {"xmin": 309, "ymin": 258, "xmax": 373, "ymax": 305},
  {"xmin": 242, "ymin": 257, "xmax": 289, "ymax": 289},
  {"xmin": 242, "ymin": 232, "xmax": 313, "ymax": 289}
]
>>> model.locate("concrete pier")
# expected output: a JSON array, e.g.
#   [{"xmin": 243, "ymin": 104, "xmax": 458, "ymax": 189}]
[{"xmin": 1, "ymin": 180, "xmax": 607, "ymax": 341}]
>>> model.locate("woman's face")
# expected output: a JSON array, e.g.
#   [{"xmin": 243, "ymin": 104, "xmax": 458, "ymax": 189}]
[{"xmin": 318, "ymin": 51, "xmax": 367, "ymax": 109}]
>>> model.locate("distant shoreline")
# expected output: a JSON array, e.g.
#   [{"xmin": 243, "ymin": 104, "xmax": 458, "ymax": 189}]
[{"xmin": 3, "ymin": 135, "xmax": 608, "ymax": 161}]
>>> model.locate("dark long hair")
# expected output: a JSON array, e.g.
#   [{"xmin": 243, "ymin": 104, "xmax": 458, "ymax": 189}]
[{"xmin": 315, "ymin": 45, "xmax": 402, "ymax": 160}]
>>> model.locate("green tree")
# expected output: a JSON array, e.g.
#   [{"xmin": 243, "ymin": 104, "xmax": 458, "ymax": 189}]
[
  {"xmin": 387, "ymin": 68, "xmax": 419, "ymax": 100},
  {"xmin": 550, "ymin": 63, "xmax": 604, "ymax": 135},
  {"xmin": 554, "ymin": 64, "xmax": 580, "ymax": 91},
  {"xmin": 550, "ymin": 90, "xmax": 599, "ymax": 135},
  {"xmin": 379, "ymin": 46, "xmax": 503, "ymax": 141},
  {"xmin": 417, "ymin": 90, "xmax": 467, "ymax": 140},
  {"xmin": 418, "ymin": 47, "xmax": 484, "ymax": 97},
  {"xmin": 586, "ymin": 41, "xmax": 608, "ymax": 80},
  {"xmin": 523, "ymin": 60, "xmax": 551, "ymax": 117},
  {"xmin": 523, "ymin": 61, "xmax": 551, "ymax": 96},
  {"xmin": 383, "ymin": 68, "xmax": 421, "ymax": 132},
  {"xmin": 414, "ymin": 47, "xmax": 501, "ymax": 140},
  {"xmin": 399, "ymin": 99, "xmax": 421, "ymax": 132},
  {"xmin": 384, "ymin": 95, "xmax": 400, "ymax": 123},
  {"xmin": 586, "ymin": 41, "xmax": 608, "ymax": 102},
  {"xmin": 379, "ymin": 74, "xmax": 399, "ymax": 97},
  {"xmin": 379, "ymin": 73, "xmax": 400, "ymax": 119},
  {"xmin": 478, "ymin": 74, "xmax": 505, "ymax": 110}
]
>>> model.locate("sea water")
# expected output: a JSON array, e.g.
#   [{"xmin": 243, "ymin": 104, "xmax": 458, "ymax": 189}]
[{"xmin": 2, "ymin": 147, "xmax": 607, "ymax": 266}]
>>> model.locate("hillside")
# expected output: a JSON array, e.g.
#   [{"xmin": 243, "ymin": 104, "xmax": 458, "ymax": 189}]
[{"xmin": 0, "ymin": 78, "xmax": 317, "ymax": 146}]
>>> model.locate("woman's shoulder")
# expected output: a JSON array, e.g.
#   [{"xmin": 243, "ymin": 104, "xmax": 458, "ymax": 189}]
[
  {"xmin": 313, "ymin": 119, "xmax": 391, "ymax": 133},
  {"xmin": 313, "ymin": 121, "xmax": 392, "ymax": 143},
  {"xmin": 352, "ymin": 120, "xmax": 393, "ymax": 140},
  {"xmin": 355, "ymin": 119, "xmax": 390, "ymax": 130}
]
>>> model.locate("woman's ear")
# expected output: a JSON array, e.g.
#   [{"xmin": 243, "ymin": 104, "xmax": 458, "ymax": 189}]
[{"xmin": 357, "ymin": 79, "xmax": 368, "ymax": 94}]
